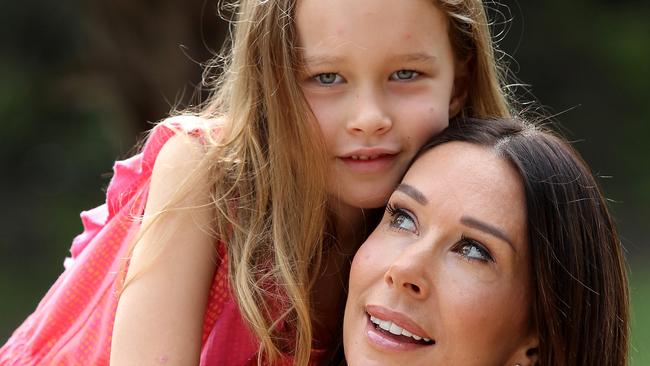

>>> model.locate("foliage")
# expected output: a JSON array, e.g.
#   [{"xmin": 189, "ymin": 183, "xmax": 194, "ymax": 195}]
[{"xmin": 1, "ymin": 1, "xmax": 648, "ymax": 362}]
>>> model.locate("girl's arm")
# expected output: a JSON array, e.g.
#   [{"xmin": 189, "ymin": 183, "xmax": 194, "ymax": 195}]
[{"xmin": 110, "ymin": 133, "xmax": 216, "ymax": 365}]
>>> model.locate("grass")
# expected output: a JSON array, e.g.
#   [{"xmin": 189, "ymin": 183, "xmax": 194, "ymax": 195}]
[{"xmin": 630, "ymin": 267, "xmax": 650, "ymax": 365}]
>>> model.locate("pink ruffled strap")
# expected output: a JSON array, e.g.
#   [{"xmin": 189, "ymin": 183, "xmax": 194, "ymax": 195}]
[
  {"xmin": 67, "ymin": 116, "xmax": 210, "ymax": 263},
  {"xmin": 68, "ymin": 121, "xmax": 178, "ymax": 262}
]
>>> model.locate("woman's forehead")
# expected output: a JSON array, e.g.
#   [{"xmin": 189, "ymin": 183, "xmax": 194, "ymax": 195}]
[
  {"xmin": 402, "ymin": 142, "xmax": 528, "ymax": 245},
  {"xmin": 406, "ymin": 142, "xmax": 510, "ymax": 187}
]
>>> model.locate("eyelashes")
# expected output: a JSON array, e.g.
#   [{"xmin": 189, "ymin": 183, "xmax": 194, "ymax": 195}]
[
  {"xmin": 384, "ymin": 203, "xmax": 495, "ymax": 263},
  {"xmin": 312, "ymin": 72, "xmax": 344, "ymax": 85},
  {"xmin": 389, "ymin": 69, "xmax": 420, "ymax": 81},
  {"xmin": 385, "ymin": 203, "xmax": 418, "ymax": 233},
  {"xmin": 306, "ymin": 69, "xmax": 423, "ymax": 86},
  {"xmin": 453, "ymin": 236, "xmax": 494, "ymax": 263}
]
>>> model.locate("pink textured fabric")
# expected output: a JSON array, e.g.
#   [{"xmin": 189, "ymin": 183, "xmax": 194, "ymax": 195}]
[
  {"xmin": 0, "ymin": 118, "xmax": 327, "ymax": 365},
  {"xmin": 0, "ymin": 117, "xmax": 322, "ymax": 366},
  {"xmin": 0, "ymin": 121, "xmax": 175, "ymax": 365}
]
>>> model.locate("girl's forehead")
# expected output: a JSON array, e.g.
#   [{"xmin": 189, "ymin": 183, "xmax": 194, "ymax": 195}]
[{"xmin": 295, "ymin": 0, "xmax": 450, "ymax": 48}]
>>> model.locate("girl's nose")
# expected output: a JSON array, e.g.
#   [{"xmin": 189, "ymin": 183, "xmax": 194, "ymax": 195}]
[
  {"xmin": 347, "ymin": 90, "xmax": 392, "ymax": 136},
  {"xmin": 383, "ymin": 247, "xmax": 430, "ymax": 300}
]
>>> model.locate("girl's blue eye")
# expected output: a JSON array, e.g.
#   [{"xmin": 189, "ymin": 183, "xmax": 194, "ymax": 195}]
[
  {"xmin": 386, "ymin": 204, "xmax": 417, "ymax": 233},
  {"xmin": 456, "ymin": 237, "xmax": 494, "ymax": 263},
  {"xmin": 314, "ymin": 73, "xmax": 343, "ymax": 85},
  {"xmin": 390, "ymin": 70, "xmax": 419, "ymax": 81}
]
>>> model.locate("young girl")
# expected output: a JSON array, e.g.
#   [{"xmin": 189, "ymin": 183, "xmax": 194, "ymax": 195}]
[
  {"xmin": 344, "ymin": 118, "xmax": 629, "ymax": 365},
  {"xmin": 1, "ymin": 0, "xmax": 518, "ymax": 365}
]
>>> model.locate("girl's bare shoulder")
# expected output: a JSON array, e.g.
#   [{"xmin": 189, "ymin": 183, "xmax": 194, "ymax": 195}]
[
  {"xmin": 160, "ymin": 114, "xmax": 225, "ymax": 144},
  {"xmin": 152, "ymin": 115, "xmax": 223, "ymax": 191},
  {"xmin": 143, "ymin": 114, "xmax": 227, "ymax": 216}
]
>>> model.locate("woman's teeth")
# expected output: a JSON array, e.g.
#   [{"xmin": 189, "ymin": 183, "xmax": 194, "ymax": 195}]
[{"xmin": 369, "ymin": 315, "xmax": 432, "ymax": 343}]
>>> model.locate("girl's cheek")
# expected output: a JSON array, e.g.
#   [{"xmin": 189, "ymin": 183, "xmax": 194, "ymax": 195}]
[
  {"xmin": 398, "ymin": 99, "xmax": 450, "ymax": 128},
  {"xmin": 305, "ymin": 91, "xmax": 349, "ymax": 123}
]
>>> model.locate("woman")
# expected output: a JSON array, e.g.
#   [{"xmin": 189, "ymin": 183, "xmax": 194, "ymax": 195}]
[
  {"xmin": 0, "ymin": 1, "xmax": 515, "ymax": 364},
  {"xmin": 344, "ymin": 118, "xmax": 629, "ymax": 366}
]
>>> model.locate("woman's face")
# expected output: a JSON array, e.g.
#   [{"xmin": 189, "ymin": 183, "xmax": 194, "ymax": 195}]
[{"xmin": 344, "ymin": 141, "xmax": 537, "ymax": 365}]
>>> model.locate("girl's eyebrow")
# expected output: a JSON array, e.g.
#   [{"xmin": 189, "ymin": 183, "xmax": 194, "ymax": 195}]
[
  {"xmin": 396, "ymin": 183, "xmax": 429, "ymax": 205},
  {"xmin": 303, "ymin": 52, "xmax": 437, "ymax": 68},
  {"xmin": 460, "ymin": 216, "xmax": 517, "ymax": 253},
  {"xmin": 388, "ymin": 52, "xmax": 438, "ymax": 64},
  {"xmin": 302, "ymin": 55, "xmax": 344, "ymax": 67}
]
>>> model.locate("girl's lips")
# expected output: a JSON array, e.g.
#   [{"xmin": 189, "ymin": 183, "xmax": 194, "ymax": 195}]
[
  {"xmin": 341, "ymin": 147, "xmax": 399, "ymax": 159},
  {"xmin": 339, "ymin": 154, "xmax": 397, "ymax": 174}
]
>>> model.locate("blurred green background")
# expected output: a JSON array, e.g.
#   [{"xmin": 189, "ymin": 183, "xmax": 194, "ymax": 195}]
[{"xmin": 1, "ymin": 0, "xmax": 648, "ymax": 362}]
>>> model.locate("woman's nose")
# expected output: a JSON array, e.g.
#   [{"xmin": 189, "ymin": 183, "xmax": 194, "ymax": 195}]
[
  {"xmin": 383, "ymin": 247, "xmax": 431, "ymax": 300},
  {"xmin": 346, "ymin": 89, "xmax": 392, "ymax": 136}
]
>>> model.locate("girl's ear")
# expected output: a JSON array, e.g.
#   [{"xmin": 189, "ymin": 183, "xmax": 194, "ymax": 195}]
[
  {"xmin": 449, "ymin": 56, "xmax": 472, "ymax": 118},
  {"xmin": 506, "ymin": 331, "xmax": 540, "ymax": 366}
]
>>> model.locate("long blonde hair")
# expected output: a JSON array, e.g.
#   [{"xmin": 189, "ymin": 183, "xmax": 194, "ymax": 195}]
[
  {"xmin": 164, "ymin": 0, "xmax": 516, "ymax": 364},
  {"xmin": 437, "ymin": 0, "xmax": 513, "ymax": 118}
]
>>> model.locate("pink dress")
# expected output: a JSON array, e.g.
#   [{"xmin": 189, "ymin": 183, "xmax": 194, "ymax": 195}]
[{"xmin": 0, "ymin": 118, "xmax": 325, "ymax": 365}]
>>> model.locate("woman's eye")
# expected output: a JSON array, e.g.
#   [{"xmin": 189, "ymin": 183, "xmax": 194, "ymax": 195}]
[
  {"xmin": 456, "ymin": 238, "xmax": 494, "ymax": 263},
  {"xmin": 386, "ymin": 204, "xmax": 417, "ymax": 233},
  {"xmin": 314, "ymin": 73, "xmax": 344, "ymax": 85},
  {"xmin": 390, "ymin": 69, "xmax": 419, "ymax": 81}
]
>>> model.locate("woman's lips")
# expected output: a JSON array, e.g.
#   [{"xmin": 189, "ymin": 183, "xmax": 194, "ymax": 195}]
[
  {"xmin": 364, "ymin": 305, "xmax": 435, "ymax": 352},
  {"xmin": 365, "ymin": 314, "xmax": 434, "ymax": 352},
  {"xmin": 369, "ymin": 315, "xmax": 431, "ymax": 342}
]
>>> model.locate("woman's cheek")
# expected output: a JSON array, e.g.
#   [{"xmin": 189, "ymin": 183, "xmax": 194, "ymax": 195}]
[
  {"xmin": 349, "ymin": 234, "xmax": 396, "ymax": 291},
  {"xmin": 349, "ymin": 241, "xmax": 379, "ymax": 291},
  {"xmin": 444, "ymin": 254, "xmax": 501, "ymax": 284},
  {"xmin": 441, "ymin": 263, "xmax": 521, "ymax": 335},
  {"xmin": 441, "ymin": 277, "xmax": 500, "ymax": 339}
]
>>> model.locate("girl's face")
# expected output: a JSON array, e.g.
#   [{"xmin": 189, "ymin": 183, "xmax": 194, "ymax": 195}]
[
  {"xmin": 344, "ymin": 142, "xmax": 538, "ymax": 365},
  {"xmin": 297, "ymin": 0, "xmax": 466, "ymax": 211}
]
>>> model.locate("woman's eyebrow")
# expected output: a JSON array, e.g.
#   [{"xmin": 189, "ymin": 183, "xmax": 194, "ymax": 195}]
[
  {"xmin": 460, "ymin": 216, "xmax": 517, "ymax": 253},
  {"xmin": 396, "ymin": 183, "xmax": 429, "ymax": 205}
]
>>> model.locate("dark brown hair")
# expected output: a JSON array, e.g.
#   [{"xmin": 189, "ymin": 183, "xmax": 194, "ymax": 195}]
[{"xmin": 418, "ymin": 118, "xmax": 629, "ymax": 366}]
